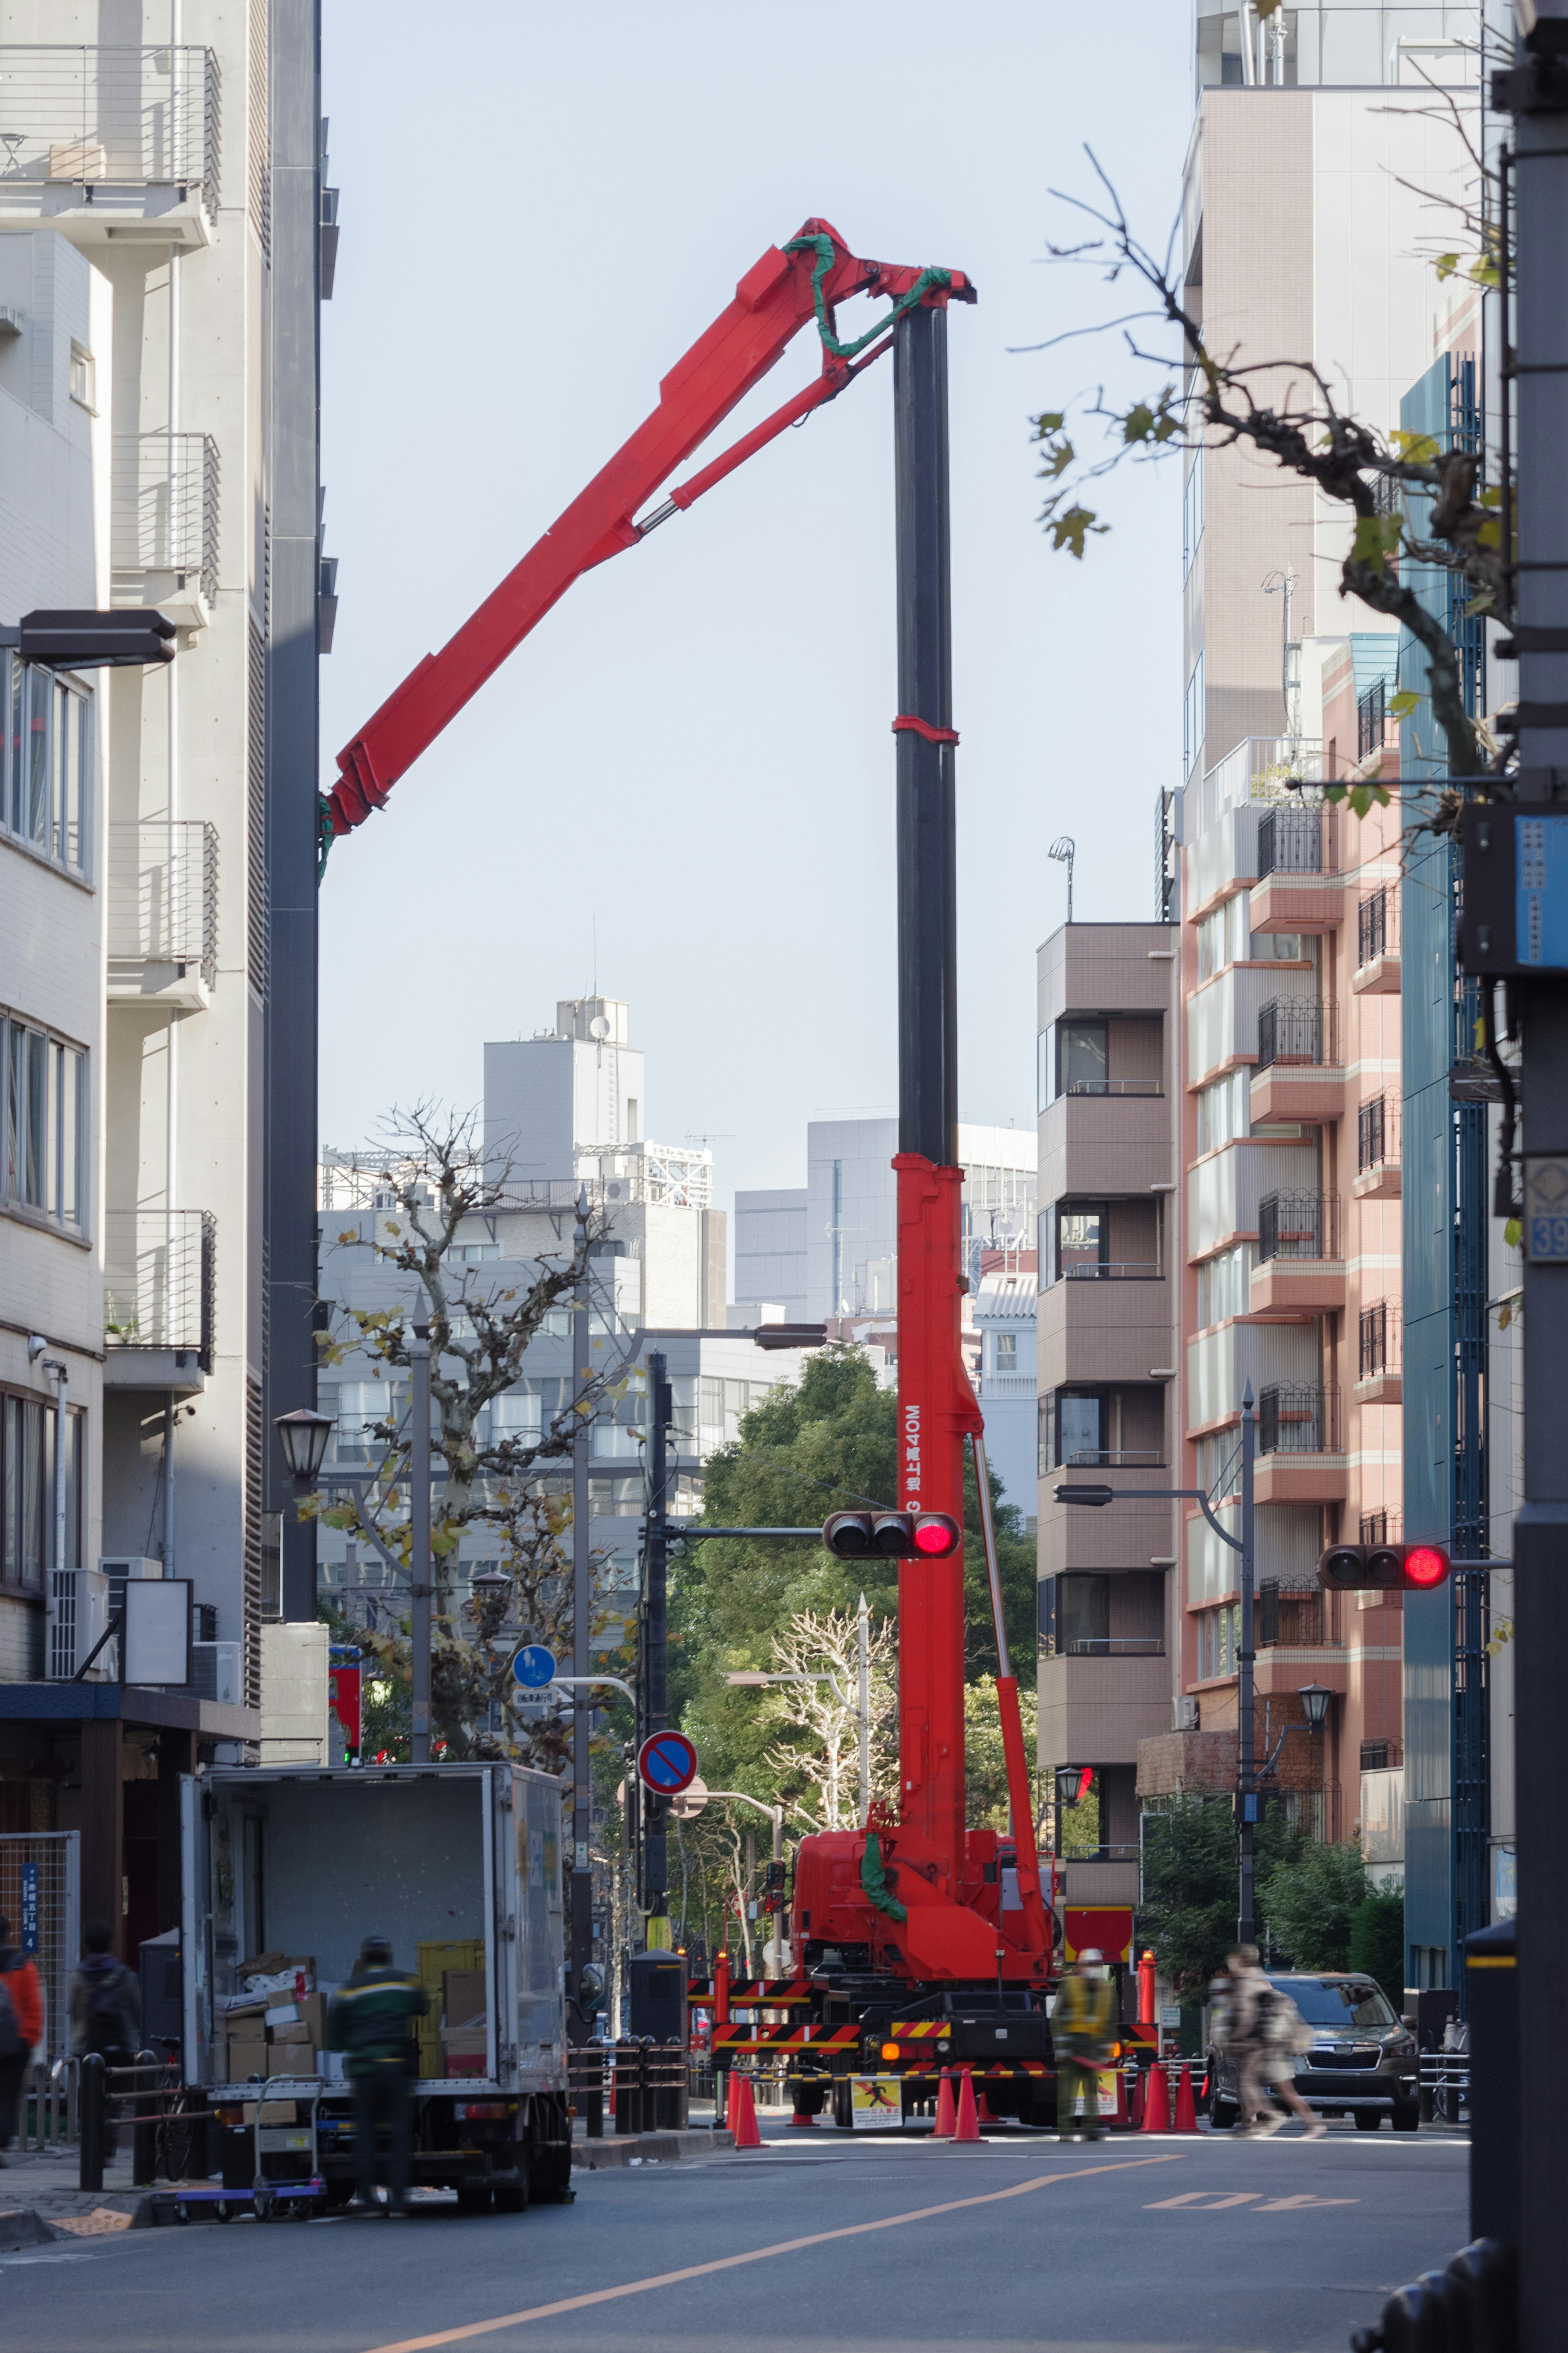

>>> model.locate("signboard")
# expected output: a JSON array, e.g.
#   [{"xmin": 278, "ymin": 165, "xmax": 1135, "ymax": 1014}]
[
  {"xmin": 667, "ymin": 1775, "xmax": 709, "ymax": 1821},
  {"xmin": 328, "ymin": 1663, "xmax": 362, "ymax": 1756},
  {"xmin": 851, "ymin": 2076, "xmax": 902, "ymax": 2128},
  {"xmin": 122, "ymin": 1578, "xmax": 192, "ymax": 1687},
  {"xmin": 637, "ymin": 1730, "xmax": 699, "ymax": 1796},
  {"xmin": 1457, "ymin": 808, "xmax": 1568, "ymax": 976},
  {"xmin": 511, "ymin": 1644, "xmax": 556, "ymax": 1689},
  {"xmin": 1063, "ymin": 1906, "xmax": 1133, "ymax": 1967},
  {"xmin": 1524, "ymin": 1157, "xmax": 1568, "ymax": 1263},
  {"xmin": 20, "ymin": 1862, "xmax": 38, "ymax": 1955}
]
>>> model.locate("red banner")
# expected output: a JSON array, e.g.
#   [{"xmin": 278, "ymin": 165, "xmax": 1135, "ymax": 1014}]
[{"xmin": 329, "ymin": 1664, "xmax": 362, "ymax": 1754}]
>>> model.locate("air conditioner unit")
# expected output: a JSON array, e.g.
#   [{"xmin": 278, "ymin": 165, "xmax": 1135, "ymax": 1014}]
[
  {"xmin": 47, "ymin": 1568, "xmax": 114, "ymax": 1681},
  {"xmin": 191, "ymin": 1641, "xmax": 241, "ymax": 1705},
  {"xmin": 1173, "ymin": 1695, "xmax": 1198, "ymax": 1732},
  {"xmin": 100, "ymin": 1557, "xmax": 162, "ymax": 1628}
]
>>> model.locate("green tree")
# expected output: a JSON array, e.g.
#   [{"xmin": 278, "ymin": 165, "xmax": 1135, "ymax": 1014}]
[
  {"xmin": 1137, "ymin": 1797, "xmax": 1303, "ymax": 1992},
  {"xmin": 1258, "ymin": 1840, "xmax": 1369, "ymax": 1969},
  {"xmin": 964, "ymin": 1677, "xmax": 1040, "ymax": 1832},
  {"xmin": 670, "ymin": 1346, "xmax": 1036, "ymax": 1805},
  {"xmin": 1346, "ymin": 1885, "xmax": 1406, "ymax": 2000}
]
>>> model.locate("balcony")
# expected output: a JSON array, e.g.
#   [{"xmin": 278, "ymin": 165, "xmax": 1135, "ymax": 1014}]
[
  {"xmin": 107, "ymin": 822, "xmax": 217, "ymax": 1010},
  {"xmin": 111, "ymin": 434, "xmax": 219, "ymax": 627},
  {"xmin": 1356, "ymin": 1300, "xmax": 1402, "ymax": 1406},
  {"xmin": 0, "ymin": 46, "xmax": 217, "ymax": 245},
  {"xmin": 1354, "ymin": 1094, "xmax": 1401, "ymax": 1201},
  {"xmin": 1250, "ymin": 997, "xmax": 1343, "ymax": 1123},
  {"xmin": 1253, "ymin": 1381, "xmax": 1345, "ymax": 1504},
  {"xmin": 1249, "ymin": 806, "xmax": 1343, "ymax": 935},
  {"xmin": 102, "ymin": 1209, "xmax": 214, "ymax": 1389},
  {"xmin": 1353, "ymin": 887, "xmax": 1401, "ymax": 995},
  {"xmin": 1250, "ymin": 1191, "xmax": 1344, "ymax": 1314}
]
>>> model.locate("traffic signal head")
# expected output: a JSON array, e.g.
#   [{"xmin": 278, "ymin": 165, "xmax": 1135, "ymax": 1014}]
[
  {"xmin": 1318, "ymin": 1542, "xmax": 1451, "ymax": 1592},
  {"xmin": 822, "ymin": 1510, "xmax": 961, "ymax": 1559}
]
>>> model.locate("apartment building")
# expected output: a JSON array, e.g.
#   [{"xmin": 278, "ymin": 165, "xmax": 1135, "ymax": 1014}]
[
  {"xmin": 0, "ymin": 8, "xmax": 327, "ymax": 1953},
  {"xmin": 1035, "ymin": 924, "xmax": 1180, "ymax": 1911},
  {"xmin": 1126, "ymin": 3, "xmax": 1481, "ymax": 1875}
]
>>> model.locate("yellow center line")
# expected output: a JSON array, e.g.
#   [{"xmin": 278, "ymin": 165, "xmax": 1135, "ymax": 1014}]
[{"xmin": 357, "ymin": 2152, "xmax": 1187, "ymax": 2353}]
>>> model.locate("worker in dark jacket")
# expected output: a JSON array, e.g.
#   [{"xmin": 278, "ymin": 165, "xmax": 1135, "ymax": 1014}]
[
  {"xmin": 1053, "ymin": 1947, "xmax": 1117, "ymax": 2141},
  {"xmin": 327, "ymin": 1936, "xmax": 429, "ymax": 2216},
  {"xmin": 69, "ymin": 1922, "xmax": 142, "ymax": 2157}
]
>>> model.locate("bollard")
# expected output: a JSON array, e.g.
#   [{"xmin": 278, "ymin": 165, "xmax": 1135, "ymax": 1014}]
[
  {"xmin": 131, "ymin": 2052, "xmax": 159, "ymax": 2186},
  {"xmin": 79, "ymin": 2052, "xmax": 106, "ymax": 2192},
  {"xmin": 587, "ymin": 2042, "xmax": 604, "ymax": 2141}
]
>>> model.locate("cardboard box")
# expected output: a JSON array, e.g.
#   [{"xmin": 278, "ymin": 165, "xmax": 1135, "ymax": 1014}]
[
  {"xmin": 440, "ymin": 2033, "xmax": 488, "ymax": 2078},
  {"xmin": 442, "ymin": 1970, "xmax": 487, "ymax": 2035},
  {"xmin": 418, "ymin": 1940, "xmax": 483, "ymax": 2079},
  {"xmin": 269, "ymin": 2022, "xmax": 313, "ymax": 2047},
  {"xmin": 225, "ymin": 2029, "xmax": 268, "ymax": 2082}
]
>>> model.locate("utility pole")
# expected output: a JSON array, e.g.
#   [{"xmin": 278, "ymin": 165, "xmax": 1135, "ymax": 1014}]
[
  {"xmin": 1237, "ymin": 1381, "xmax": 1256, "ymax": 1949},
  {"xmin": 1497, "ymin": 20, "xmax": 1568, "ymax": 2340},
  {"xmin": 409, "ymin": 1325, "xmax": 432, "ymax": 1764},
  {"xmin": 642, "ymin": 1349, "xmax": 672, "ymax": 1947},
  {"xmin": 570, "ymin": 1218, "xmax": 593, "ymax": 2027}
]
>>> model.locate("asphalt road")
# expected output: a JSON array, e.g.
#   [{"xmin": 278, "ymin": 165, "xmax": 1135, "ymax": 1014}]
[{"xmin": 3, "ymin": 2122, "xmax": 1468, "ymax": 2353}]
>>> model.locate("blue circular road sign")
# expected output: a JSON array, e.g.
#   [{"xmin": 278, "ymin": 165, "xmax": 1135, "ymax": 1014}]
[
  {"xmin": 511, "ymin": 1644, "xmax": 556, "ymax": 1690},
  {"xmin": 637, "ymin": 1730, "xmax": 699, "ymax": 1796}
]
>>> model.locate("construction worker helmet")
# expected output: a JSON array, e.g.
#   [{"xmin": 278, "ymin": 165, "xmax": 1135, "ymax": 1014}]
[{"xmin": 1077, "ymin": 1946, "xmax": 1104, "ymax": 1964}]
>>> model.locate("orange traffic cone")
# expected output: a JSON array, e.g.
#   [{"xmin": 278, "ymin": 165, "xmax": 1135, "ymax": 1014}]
[
  {"xmin": 976, "ymin": 2084, "xmax": 997, "ymax": 2124},
  {"xmin": 1173, "ymin": 2063, "xmax": 1200, "ymax": 2133},
  {"xmin": 953, "ymin": 2067, "xmax": 982, "ymax": 2143},
  {"xmin": 932, "ymin": 2069, "xmax": 956, "ymax": 2139},
  {"xmin": 788, "ymin": 2103, "xmax": 819, "ymax": 2128},
  {"xmin": 730, "ymin": 2071, "xmax": 762, "ymax": 2150},
  {"xmin": 1139, "ymin": 2060, "xmax": 1170, "ymax": 2134}
]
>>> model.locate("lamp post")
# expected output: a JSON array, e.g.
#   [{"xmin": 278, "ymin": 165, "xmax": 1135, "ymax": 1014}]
[
  {"xmin": 408, "ymin": 1325, "xmax": 432, "ymax": 1764},
  {"xmin": 1298, "ymin": 1683, "xmax": 1332, "ymax": 1733},
  {"xmin": 725, "ymin": 1664, "xmax": 870, "ymax": 1829},
  {"xmin": 274, "ymin": 1406, "xmax": 334, "ymax": 1485},
  {"xmin": 1048, "ymin": 835, "xmax": 1076, "ymax": 924}
]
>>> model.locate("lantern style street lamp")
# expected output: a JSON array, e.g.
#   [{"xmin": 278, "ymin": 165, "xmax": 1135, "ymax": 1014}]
[
  {"xmin": 274, "ymin": 1406, "xmax": 334, "ymax": 1484},
  {"xmin": 1298, "ymin": 1683, "xmax": 1332, "ymax": 1733}
]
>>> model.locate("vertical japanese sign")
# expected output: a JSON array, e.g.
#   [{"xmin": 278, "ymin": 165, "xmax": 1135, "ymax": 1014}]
[{"xmin": 20, "ymin": 1861, "xmax": 39, "ymax": 1954}]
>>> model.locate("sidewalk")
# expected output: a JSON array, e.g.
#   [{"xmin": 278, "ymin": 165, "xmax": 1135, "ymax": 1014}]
[{"xmin": 0, "ymin": 2143, "xmax": 152, "ymax": 2240}]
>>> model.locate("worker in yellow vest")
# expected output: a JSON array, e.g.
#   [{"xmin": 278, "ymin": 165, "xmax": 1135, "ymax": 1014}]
[{"xmin": 1052, "ymin": 1947, "xmax": 1116, "ymax": 2141}]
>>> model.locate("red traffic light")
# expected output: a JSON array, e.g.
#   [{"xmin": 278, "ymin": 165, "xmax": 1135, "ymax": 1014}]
[
  {"xmin": 822, "ymin": 1510, "xmax": 960, "ymax": 1560},
  {"xmin": 1318, "ymin": 1543, "xmax": 1451, "ymax": 1592}
]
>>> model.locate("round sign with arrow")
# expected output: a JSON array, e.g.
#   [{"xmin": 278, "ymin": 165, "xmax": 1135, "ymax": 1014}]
[
  {"xmin": 667, "ymin": 1774, "xmax": 709, "ymax": 1822},
  {"xmin": 637, "ymin": 1729, "xmax": 699, "ymax": 1796},
  {"xmin": 511, "ymin": 1645, "xmax": 556, "ymax": 1690}
]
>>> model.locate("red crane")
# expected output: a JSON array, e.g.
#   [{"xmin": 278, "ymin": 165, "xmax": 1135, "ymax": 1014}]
[{"xmin": 328, "ymin": 219, "xmax": 1055, "ymax": 2108}]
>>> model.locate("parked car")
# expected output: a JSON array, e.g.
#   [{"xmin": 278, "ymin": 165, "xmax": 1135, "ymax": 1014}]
[{"xmin": 1208, "ymin": 1971, "xmax": 1419, "ymax": 2132}]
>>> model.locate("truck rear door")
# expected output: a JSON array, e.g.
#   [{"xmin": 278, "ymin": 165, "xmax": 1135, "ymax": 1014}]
[{"xmin": 179, "ymin": 1775, "xmax": 213, "ymax": 2085}]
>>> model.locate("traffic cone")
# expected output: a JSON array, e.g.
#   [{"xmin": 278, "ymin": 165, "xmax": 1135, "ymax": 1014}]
[
  {"xmin": 953, "ymin": 2067, "xmax": 982, "ymax": 2143},
  {"xmin": 1173, "ymin": 2063, "xmax": 1200, "ymax": 2133},
  {"xmin": 1139, "ymin": 2060, "xmax": 1170, "ymax": 2134},
  {"xmin": 729, "ymin": 2072, "xmax": 762, "ymax": 2150},
  {"xmin": 788, "ymin": 2101, "xmax": 818, "ymax": 2128},
  {"xmin": 932, "ymin": 2069, "xmax": 956, "ymax": 2139},
  {"xmin": 976, "ymin": 2084, "xmax": 997, "ymax": 2123},
  {"xmin": 1110, "ymin": 2065, "xmax": 1132, "ymax": 2130}
]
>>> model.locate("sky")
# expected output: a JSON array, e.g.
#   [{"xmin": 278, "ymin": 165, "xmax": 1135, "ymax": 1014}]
[{"xmin": 318, "ymin": 0, "xmax": 1191, "ymax": 1239}]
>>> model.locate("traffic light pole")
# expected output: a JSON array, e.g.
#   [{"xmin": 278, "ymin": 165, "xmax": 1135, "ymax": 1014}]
[
  {"xmin": 642, "ymin": 1351, "xmax": 672, "ymax": 1946},
  {"xmin": 570, "ymin": 1240, "xmax": 593, "ymax": 2031}
]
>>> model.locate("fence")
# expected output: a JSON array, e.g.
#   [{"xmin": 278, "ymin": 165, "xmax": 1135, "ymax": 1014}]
[
  {"xmin": 567, "ymin": 2040, "xmax": 690, "ymax": 2137},
  {"xmin": 1257, "ymin": 997, "xmax": 1337, "ymax": 1070},
  {"xmin": 1258, "ymin": 1382, "xmax": 1341, "ymax": 1455},
  {"xmin": 1359, "ymin": 1300, "xmax": 1401, "ymax": 1379},
  {"xmin": 1358, "ymin": 1093, "xmax": 1401, "ymax": 1173},
  {"xmin": 1257, "ymin": 806, "xmax": 1337, "ymax": 879},
  {"xmin": 107, "ymin": 822, "xmax": 218, "ymax": 986},
  {"xmin": 1258, "ymin": 1190, "xmax": 1340, "ymax": 1262},
  {"xmin": 0, "ymin": 45, "xmax": 218, "ymax": 205},
  {"xmin": 1258, "ymin": 1579, "xmax": 1327, "ymax": 1647},
  {"xmin": 1357, "ymin": 885, "xmax": 1400, "ymax": 966},
  {"xmin": 111, "ymin": 434, "xmax": 220, "ymax": 606},
  {"xmin": 0, "ymin": 1830, "xmax": 79, "ymax": 2063},
  {"xmin": 102, "ymin": 1208, "xmax": 216, "ymax": 1363}
]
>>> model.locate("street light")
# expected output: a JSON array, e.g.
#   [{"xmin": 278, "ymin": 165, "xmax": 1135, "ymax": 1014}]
[
  {"xmin": 1049, "ymin": 835, "xmax": 1076, "ymax": 923},
  {"xmin": 274, "ymin": 1406, "xmax": 334, "ymax": 1483},
  {"xmin": 1298, "ymin": 1684, "xmax": 1332, "ymax": 1733}
]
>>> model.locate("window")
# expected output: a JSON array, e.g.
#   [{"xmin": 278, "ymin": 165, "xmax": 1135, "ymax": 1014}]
[
  {"xmin": 1195, "ymin": 1426, "xmax": 1241, "ymax": 1500},
  {"xmin": 992, "ymin": 1331, "xmax": 1018, "ymax": 1373},
  {"xmin": 2, "ymin": 655, "xmax": 92, "ymax": 875},
  {"xmin": 1058, "ymin": 1203, "xmax": 1106, "ymax": 1278},
  {"xmin": 1195, "ymin": 1601, "xmax": 1239, "ymax": 1682},
  {"xmin": 1, "ymin": 1010, "xmax": 87, "ymax": 1230},
  {"xmin": 1058, "ymin": 1392, "xmax": 1103, "ymax": 1468},
  {"xmin": 1197, "ymin": 894, "xmax": 1247, "ymax": 981},
  {"xmin": 0, "ymin": 1389, "xmax": 82, "ymax": 1589},
  {"xmin": 1057, "ymin": 1021, "xmax": 1108, "ymax": 1096},
  {"xmin": 69, "ymin": 343, "xmax": 94, "ymax": 410},
  {"xmin": 1183, "ymin": 649, "xmax": 1205, "ymax": 781},
  {"xmin": 1195, "ymin": 1243, "xmax": 1251, "ymax": 1328},
  {"xmin": 1182, "ymin": 448, "xmax": 1204, "ymax": 578},
  {"xmin": 1196, "ymin": 1071, "xmax": 1248, "ymax": 1154}
]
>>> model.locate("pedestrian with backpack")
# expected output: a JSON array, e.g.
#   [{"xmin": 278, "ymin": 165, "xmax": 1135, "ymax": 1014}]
[
  {"xmin": 1214, "ymin": 1945, "xmax": 1325, "ymax": 2138},
  {"xmin": 69, "ymin": 1923, "xmax": 141, "ymax": 2156},
  {"xmin": 0, "ymin": 1915, "xmax": 44, "ymax": 2162}
]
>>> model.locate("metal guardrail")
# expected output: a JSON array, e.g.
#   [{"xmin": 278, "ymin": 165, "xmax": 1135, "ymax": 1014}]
[
  {"xmin": 1258, "ymin": 1381, "xmax": 1342, "ymax": 1456},
  {"xmin": 1257, "ymin": 996, "xmax": 1339, "ymax": 1071},
  {"xmin": 102, "ymin": 1207, "xmax": 216, "ymax": 1363},
  {"xmin": 1258, "ymin": 1189, "xmax": 1341, "ymax": 1262},
  {"xmin": 1258, "ymin": 806, "xmax": 1338, "ymax": 879},
  {"xmin": 0, "ymin": 45, "xmax": 218, "ymax": 204},
  {"xmin": 22, "ymin": 2054, "xmax": 77, "ymax": 2150},
  {"xmin": 1357, "ymin": 885, "xmax": 1400, "ymax": 966},
  {"xmin": 107, "ymin": 821, "xmax": 218, "ymax": 984},
  {"xmin": 1419, "ymin": 2049, "xmax": 1470, "ymax": 2126},
  {"xmin": 112, "ymin": 434, "xmax": 220, "ymax": 605},
  {"xmin": 1358, "ymin": 1093, "xmax": 1401, "ymax": 1173}
]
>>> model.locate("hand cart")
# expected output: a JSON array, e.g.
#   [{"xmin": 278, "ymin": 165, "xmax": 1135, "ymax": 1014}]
[{"xmin": 173, "ymin": 2075, "xmax": 325, "ymax": 2223}]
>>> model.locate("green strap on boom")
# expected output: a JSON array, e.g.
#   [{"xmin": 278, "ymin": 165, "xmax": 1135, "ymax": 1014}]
[
  {"xmin": 317, "ymin": 794, "xmax": 336, "ymax": 883},
  {"xmin": 861, "ymin": 1832, "xmax": 908, "ymax": 1923},
  {"xmin": 784, "ymin": 233, "xmax": 953, "ymax": 363}
]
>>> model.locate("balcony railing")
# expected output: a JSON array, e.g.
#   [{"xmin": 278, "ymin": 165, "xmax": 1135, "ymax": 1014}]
[
  {"xmin": 103, "ymin": 1210, "xmax": 215, "ymax": 1366},
  {"xmin": 0, "ymin": 46, "xmax": 218, "ymax": 206},
  {"xmin": 1257, "ymin": 997, "xmax": 1337, "ymax": 1071},
  {"xmin": 1357, "ymin": 887, "xmax": 1400, "ymax": 967},
  {"xmin": 1060, "ymin": 1636, "xmax": 1165, "ymax": 1657},
  {"xmin": 1256, "ymin": 807, "xmax": 1338, "ymax": 880},
  {"xmin": 1258, "ymin": 1191, "xmax": 1340, "ymax": 1262},
  {"xmin": 1258, "ymin": 1382, "xmax": 1341, "ymax": 1456},
  {"xmin": 1358, "ymin": 1094, "xmax": 1401, "ymax": 1173},
  {"xmin": 1258, "ymin": 1580, "xmax": 1330, "ymax": 1646},
  {"xmin": 1060, "ymin": 1078, "xmax": 1162, "ymax": 1098},
  {"xmin": 1360, "ymin": 1738, "xmax": 1404, "ymax": 1770},
  {"xmin": 112, "ymin": 434, "xmax": 219, "ymax": 606},
  {"xmin": 1197, "ymin": 736, "xmax": 1325, "ymax": 831},
  {"xmin": 107, "ymin": 823, "xmax": 217, "ymax": 987},
  {"xmin": 1056, "ymin": 1448, "xmax": 1165, "ymax": 1470},
  {"xmin": 1359, "ymin": 1301, "xmax": 1401, "ymax": 1380},
  {"xmin": 1061, "ymin": 1259, "xmax": 1163, "ymax": 1280}
]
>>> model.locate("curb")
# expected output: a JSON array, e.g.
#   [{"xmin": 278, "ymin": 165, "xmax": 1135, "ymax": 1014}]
[
  {"xmin": 0, "ymin": 2207, "xmax": 59, "ymax": 2251},
  {"xmin": 573, "ymin": 2128, "xmax": 735, "ymax": 2170}
]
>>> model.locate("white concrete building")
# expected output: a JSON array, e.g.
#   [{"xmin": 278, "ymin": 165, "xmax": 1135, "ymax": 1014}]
[
  {"xmin": 799, "ymin": 1117, "xmax": 1036, "ymax": 1322},
  {"xmin": 973, "ymin": 1269, "xmax": 1038, "ymax": 1527}
]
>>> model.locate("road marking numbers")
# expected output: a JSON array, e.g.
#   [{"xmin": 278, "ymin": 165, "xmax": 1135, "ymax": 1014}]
[{"xmin": 1145, "ymin": 2190, "xmax": 1359, "ymax": 2213}]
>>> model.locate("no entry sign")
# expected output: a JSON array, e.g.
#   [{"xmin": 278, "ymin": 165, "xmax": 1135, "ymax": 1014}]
[{"xmin": 637, "ymin": 1729, "xmax": 699, "ymax": 1796}]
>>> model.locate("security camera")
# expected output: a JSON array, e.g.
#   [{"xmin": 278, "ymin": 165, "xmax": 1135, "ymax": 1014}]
[{"xmin": 26, "ymin": 1334, "xmax": 46, "ymax": 1361}]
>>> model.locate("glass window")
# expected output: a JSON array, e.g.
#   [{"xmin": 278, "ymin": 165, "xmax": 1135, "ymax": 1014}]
[
  {"xmin": 1272, "ymin": 1977, "xmax": 1397, "ymax": 2030},
  {"xmin": 993, "ymin": 1332, "xmax": 1018, "ymax": 1372},
  {"xmin": 1060, "ymin": 1574, "xmax": 1110, "ymax": 1654},
  {"xmin": 1182, "ymin": 448, "xmax": 1204, "ymax": 579},
  {"xmin": 1058, "ymin": 1022, "xmax": 1109, "ymax": 1096},
  {"xmin": 1196, "ymin": 1243, "xmax": 1252, "ymax": 1327},
  {"xmin": 1058, "ymin": 1393, "xmax": 1103, "ymax": 1467},
  {"xmin": 0, "ymin": 656, "xmax": 91, "ymax": 875},
  {"xmin": 24, "ymin": 1028, "xmax": 45, "ymax": 1207},
  {"xmin": 1058, "ymin": 1204, "xmax": 1106, "ymax": 1278},
  {"xmin": 1196, "ymin": 1601, "xmax": 1240, "ymax": 1681},
  {"xmin": 0, "ymin": 1013, "xmax": 86, "ymax": 1229},
  {"xmin": 1196, "ymin": 1071, "xmax": 1249, "ymax": 1154},
  {"xmin": 1184, "ymin": 649, "xmax": 1205, "ymax": 781}
]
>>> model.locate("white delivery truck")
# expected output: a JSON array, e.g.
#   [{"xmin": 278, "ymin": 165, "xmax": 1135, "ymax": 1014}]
[{"xmin": 178, "ymin": 1762, "xmax": 573, "ymax": 2211}]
